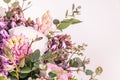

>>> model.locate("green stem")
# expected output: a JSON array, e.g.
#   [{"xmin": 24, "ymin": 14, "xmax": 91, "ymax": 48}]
[{"xmin": 12, "ymin": 60, "xmax": 19, "ymax": 80}]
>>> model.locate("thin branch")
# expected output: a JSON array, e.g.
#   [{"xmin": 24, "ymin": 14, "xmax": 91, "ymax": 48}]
[{"xmin": 22, "ymin": 5, "xmax": 32, "ymax": 12}]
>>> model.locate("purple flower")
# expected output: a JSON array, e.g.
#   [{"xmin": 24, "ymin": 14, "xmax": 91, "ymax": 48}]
[
  {"xmin": 0, "ymin": 21, "xmax": 7, "ymax": 31},
  {"xmin": 4, "ymin": 35, "xmax": 32, "ymax": 62},
  {"xmin": 4, "ymin": 7, "xmax": 26, "ymax": 29},
  {"xmin": 48, "ymin": 34, "xmax": 72, "ymax": 52},
  {"xmin": 0, "ymin": 56, "xmax": 14, "ymax": 79},
  {"xmin": 0, "ymin": 29, "xmax": 9, "ymax": 55}
]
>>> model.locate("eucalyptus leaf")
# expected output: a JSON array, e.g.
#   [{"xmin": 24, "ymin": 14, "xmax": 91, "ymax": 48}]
[
  {"xmin": 32, "ymin": 67, "xmax": 37, "ymax": 71},
  {"xmin": 53, "ymin": 19, "xmax": 60, "ymax": 25},
  {"xmin": 8, "ymin": 71, "xmax": 17, "ymax": 78},
  {"xmin": 30, "ymin": 49, "xmax": 40, "ymax": 62},
  {"xmin": 70, "ymin": 18, "xmax": 81, "ymax": 24},
  {"xmin": 69, "ymin": 57, "xmax": 83, "ymax": 67},
  {"xmin": 34, "ymin": 61, "xmax": 41, "ymax": 68},
  {"xmin": 85, "ymin": 69, "xmax": 94, "ymax": 75},
  {"xmin": 42, "ymin": 51, "xmax": 55, "ymax": 63},
  {"xmin": 19, "ymin": 58, "xmax": 25, "ymax": 68},
  {"xmin": 42, "ymin": 50, "xmax": 53, "ymax": 59},
  {"xmin": 48, "ymin": 72, "xmax": 57, "ymax": 78},
  {"xmin": 3, "ymin": 0, "xmax": 11, "ymax": 3},
  {"xmin": 19, "ymin": 73, "xmax": 28, "ymax": 78},
  {"xmin": 57, "ymin": 18, "xmax": 81, "ymax": 30},
  {"xmin": 57, "ymin": 22, "xmax": 71, "ymax": 30},
  {"xmin": 20, "ymin": 66, "xmax": 31, "ymax": 73},
  {"xmin": 12, "ymin": 2, "xmax": 19, "ymax": 7},
  {"xmin": 9, "ymin": 76, "xmax": 17, "ymax": 80},
  {"xmin": 61, "ymin": 18, "xmax": 81, "ymax": 24},
  {"xmin": 95, "ymin": 66, "xmax": 103, "ymax": 75},
  {"xmin": 39, "ymin": 64, "xmax": 47, "ymax": 70},
  {"xmin": 6, "ymin": 12, "xmax": 13, "ymax": 17}
]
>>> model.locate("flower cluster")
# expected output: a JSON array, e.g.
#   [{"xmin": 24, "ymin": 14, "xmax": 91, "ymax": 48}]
[{"xmin": 0, "ymin": 0, "xmax": 103, "ymax": 80}]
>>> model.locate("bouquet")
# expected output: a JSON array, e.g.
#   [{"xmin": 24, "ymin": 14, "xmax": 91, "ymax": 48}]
[{"xmin": 0, "ymin": 0, "xmax": 103, "ymax": 80}]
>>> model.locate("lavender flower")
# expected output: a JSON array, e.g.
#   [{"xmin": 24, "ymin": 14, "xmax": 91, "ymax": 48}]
[
  {"xmin": 0, "ymin": 56, "xmax": 14, "ymax": 79},
  {"xmin": 48, "ymin": 34, "xmax": 72, "ymax": 52},
  {"xmin": 0, "ymin": 21, "xmax": 9, "ymax": 55},
  {"xmin": 4, "ymin": 7, "xmax": 26, "ymax": 29}
]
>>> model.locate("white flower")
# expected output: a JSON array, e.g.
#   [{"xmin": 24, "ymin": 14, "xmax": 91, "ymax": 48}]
[{"xmin": 9, "ymin": 26, "xmax": 48, "ymax": 54}]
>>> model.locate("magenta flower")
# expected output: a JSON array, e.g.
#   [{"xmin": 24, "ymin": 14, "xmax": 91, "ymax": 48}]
[
  {"xmin": 4, "ymin": 35, "xmax": 32, "ymax": 62},
  {"xmin": 0, "ymin": 56, "xmax": 14, "ymax": 79},
  {"xmin": 0, "ymin": 21, "xmax": 9, "ymax": 55}
]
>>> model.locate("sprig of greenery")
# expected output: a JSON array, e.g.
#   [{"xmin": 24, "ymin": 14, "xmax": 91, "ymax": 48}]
[{"xmin": 53, "ymin": 4, "xmax": 82, "ymax": 31}]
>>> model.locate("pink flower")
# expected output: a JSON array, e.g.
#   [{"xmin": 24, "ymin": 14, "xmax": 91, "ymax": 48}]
[
  {"xmin": 46, "ymin": 63, "xmax": 73, "ymax": 80},
  {"xmin": 4, "ymin": 35, "xmax": 32, "ymax": 62},
  {"xmin": 46, "ymin": 63, "xmax": 63, "ymax": 72},
  {"xmin": 34, "ymin": 11, "xmax": 52, "ymax": 35},
  {"xmin": 58, "ymin": 73, "xmax": 73, "ymax": 80}
]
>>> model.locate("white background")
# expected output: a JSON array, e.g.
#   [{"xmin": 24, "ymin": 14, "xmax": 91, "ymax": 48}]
[{"xmin": 1, "ymin": 0, "xmax": 120, "ymax": 80}]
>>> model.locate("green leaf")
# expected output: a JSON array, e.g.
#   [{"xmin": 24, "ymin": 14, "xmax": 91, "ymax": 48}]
[
  {"xmin": 3, "ymin": 46, "xmax": 14, "ymax": 61},
  {"xmin": 12, "ymin": 2, "xmax": 19, "ymax": 7},
  {"xmin": 9, "ymin": 71, "xmax": 16, "ymax": 77},
  {"xmin": 53, "ymin": 19, "xmax": 60, "ymax": 25},
  {"xmin": 70, "ymin": 18, "xmax": 81, "ymax": 24},
  {"xmin": 19, "ymin": 58, "xmax": 25, "ymax": 68},
  {"xmin": 42, "ymin": 50, "xmax": 53, "ymax": 59},
  {"xmin": 61, "ymin": 18, "xmax": 81, "ymax": 24},
  {"xmin": 19, "ymin": 73, "xmax": 28, "ymax": 78},
  {"xmin": 48, "ymin": 72, "xmax": 57, "ymax": 78},
  {"xmin": 69, "ymin": 57, "xmax": 83, "ymax": 67},
  {"xmin": 3, "ymin": 0, "xmax": 11, "ymax": 3},
  {"xmin": 39, "ymin": 64, "xmax": 47, "ymax": 70},
  {"xmin": 95, "ymin": 66, "xmax": 103, "ymax": 75},
  {"xmin": 57, "ymin": 22, "xmax": 71, "ymax": 30},
  {"xmin": 34, "ymin": 61, "xmax": 40, "ymax": 68},
  {"xmin": 20, "ymin": 66, "xmax": 31, "ymax": 73},
  {"xmin": 42, "ymin": 50, "xmax": 55, "ymax": 63},
  {"xmin": 85, "ymin": 69, "xmax": 94, "ymax": 75},
  {"xmin": 0, "ymin": 76, "xmax": 7, "ymax": 80},
  {"xmin": 6, "ymin": 12, "xmax": 13, "ymax": 17},
  {"xmin": 30, "ymin": 49, "xmax": 40, "ymax": 62},
  {"xmin": 31, "ymin": 67, "xmax": 37, "ymax": 71},
  {"xmin": 57, "ymin": 18, "xmax": 81, "ymax": 30}
]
